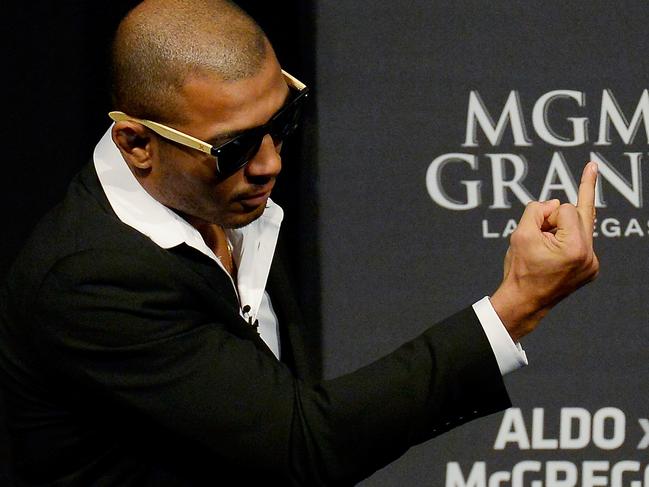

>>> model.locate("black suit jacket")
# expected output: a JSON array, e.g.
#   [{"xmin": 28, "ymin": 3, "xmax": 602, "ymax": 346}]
[{"xmin": 0, "ymin": 163, "xmax": 511, "ymax": 486}]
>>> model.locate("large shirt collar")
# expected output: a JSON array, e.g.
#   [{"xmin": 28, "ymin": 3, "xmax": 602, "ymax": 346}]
[{"xmin": 93, "ymin": 126, "xmax": 284, "ymax": 324}]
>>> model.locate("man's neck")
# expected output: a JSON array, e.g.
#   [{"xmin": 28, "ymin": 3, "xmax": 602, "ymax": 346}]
[{"xmin": 185, "ymin": 216, "xmax": 235, "ymax": 277}]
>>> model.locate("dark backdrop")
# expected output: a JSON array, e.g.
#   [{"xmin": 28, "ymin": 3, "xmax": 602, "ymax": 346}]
[{"xmin": 315, "ymin": 2, "xmax": 648, "ymax": 486}]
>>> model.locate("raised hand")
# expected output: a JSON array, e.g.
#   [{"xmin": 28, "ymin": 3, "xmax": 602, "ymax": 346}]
[{"xmin": 490, "ymin": 162, "xmax": 600, "ymax": 341}]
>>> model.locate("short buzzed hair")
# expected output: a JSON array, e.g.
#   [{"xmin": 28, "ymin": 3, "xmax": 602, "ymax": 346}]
[{"xmin": 111, "ymin": 0, "xmax": 268, "ymax": 123}]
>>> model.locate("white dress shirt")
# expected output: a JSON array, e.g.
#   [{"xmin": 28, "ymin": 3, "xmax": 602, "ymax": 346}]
[
  {"xmin": 94, "ymin": 126, "xmax": 282, "ymax": 357},
  {"xmin": 93, "ymin": 126, "xmax": 527, "ymax": 372}
]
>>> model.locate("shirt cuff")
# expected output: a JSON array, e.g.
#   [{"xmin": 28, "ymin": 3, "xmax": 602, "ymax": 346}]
[{"xmin": 472, "ymin": 296, "xmax": 528, "ymax": 375}]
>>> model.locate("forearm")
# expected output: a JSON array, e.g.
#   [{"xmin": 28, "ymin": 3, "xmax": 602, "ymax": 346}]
[{"xmin": 288, "ymin": 307, "xmax": 510, "ymax": 485}]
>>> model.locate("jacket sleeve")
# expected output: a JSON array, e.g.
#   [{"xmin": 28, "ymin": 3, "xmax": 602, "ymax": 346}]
[{"xmin": 31, "ymin": 248, "xmax": 510, "ymax": 486}]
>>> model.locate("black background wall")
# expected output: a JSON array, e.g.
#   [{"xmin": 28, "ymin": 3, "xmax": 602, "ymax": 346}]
[{"xmin": 315, "ymin": 2, "xmax": 648, "ymax": 486}]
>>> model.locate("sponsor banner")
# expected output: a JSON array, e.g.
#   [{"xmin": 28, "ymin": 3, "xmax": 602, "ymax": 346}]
[
  {"xmin": 448, "ymin": 407, "xmax": 649, "ymax": 487},
  {"xmin": 426, "ymin": 89, "xmax": 647, "ymax": 239},
  {"xmin": 316, "ymin": 2, "xmax": 648, "ymax": 486}
]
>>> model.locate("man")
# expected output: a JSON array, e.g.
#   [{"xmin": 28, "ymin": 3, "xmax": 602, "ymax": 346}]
[{"xmin": 0, "ymin": 0, "xmax": 599, "ymax": 485}]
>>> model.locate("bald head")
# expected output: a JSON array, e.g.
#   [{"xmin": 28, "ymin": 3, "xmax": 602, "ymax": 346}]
[{"xmin": 111, "ymin": 0, "xmax": 268, "ymax": 123}]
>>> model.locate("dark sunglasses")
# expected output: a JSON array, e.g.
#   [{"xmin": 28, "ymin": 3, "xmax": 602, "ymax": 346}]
[{"xmin": 109, "ymin": 70, "xmax": 308, "ymax": 175}]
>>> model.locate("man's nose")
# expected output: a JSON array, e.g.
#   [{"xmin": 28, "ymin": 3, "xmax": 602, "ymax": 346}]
[{"xmin": 245, "ymin": 134, "xmax": 282, "ymax": 180}]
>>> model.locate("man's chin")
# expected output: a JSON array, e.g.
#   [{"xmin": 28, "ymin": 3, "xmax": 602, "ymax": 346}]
[{"xmin": 222, "ymin": 204, "xmax": 266, "ymax": 229}]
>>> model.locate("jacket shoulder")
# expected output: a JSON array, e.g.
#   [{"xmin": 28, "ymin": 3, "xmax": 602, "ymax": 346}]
[{"xmin": 4, "ymin": 163, "xmax": 167, "ymax": 301}]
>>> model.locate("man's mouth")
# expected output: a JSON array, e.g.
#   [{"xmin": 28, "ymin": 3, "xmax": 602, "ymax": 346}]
[{"xmin": 237, "ymin": 185, "xmax": 274, "ymax": 208}]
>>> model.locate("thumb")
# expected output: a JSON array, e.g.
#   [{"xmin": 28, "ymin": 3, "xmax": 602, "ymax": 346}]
[
  {"xmin": 541, "ymin": 199, "xmax": 560, "ymax": 219},
  {"xmin": 519, "ymin": 199, "xmax": 560, "ymax": 232},
  {"xmin": 545, "ymin": 200, "xmax": 563, "ymax": 228}
]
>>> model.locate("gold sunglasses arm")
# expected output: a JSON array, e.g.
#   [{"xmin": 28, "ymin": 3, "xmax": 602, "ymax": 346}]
[
  {"xmin": 108, "ymin": 111, "xmax": 214, "ymax": 155},
  {"xmin": 108, "ymin": 71, "xmax": 305, "ymax": 155},
  {"xmin": 281, "ymin": 69, "xmax": 307, "ymax": 91}
]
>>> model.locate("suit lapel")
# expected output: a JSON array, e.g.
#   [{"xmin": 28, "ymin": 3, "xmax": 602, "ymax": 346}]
[
  {"xmin": 168, "ymin": 244, "xmax": 279, "ymax": 360},
  {"xmin": 78, "ymin": 161, "xmax": 278, "ymax": 360}
]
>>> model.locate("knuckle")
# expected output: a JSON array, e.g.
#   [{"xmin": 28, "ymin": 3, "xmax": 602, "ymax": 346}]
[
  {"xmin": 559, "ymin": 203, "xmax": 575, "ymax": 214},
  {"xmin": 525, "ymin": 201, "xmax": 541, "ymax": 212},
  {"xmin": 510, "ymin": 227, "xmax": 527, "ymax": 246},
  {"xmin": 566, "ymin": 241, "xmax": 588, "ymax": 263},
  {"xmin": 591, "ymin": 254, "xmax": 601, "ymax": 274},
  {"xmin": 587, "ymin": 262, "xmax": 600, "ymax": 282}
]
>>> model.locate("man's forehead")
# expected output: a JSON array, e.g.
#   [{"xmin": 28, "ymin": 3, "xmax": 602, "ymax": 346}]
[
  {"xmin": 186, "ymin": 69, "xmax": 286, "ymax": 107},
  {"xmin": 175, "ymin": 58, "xmax": 289, "ymax": 137}
]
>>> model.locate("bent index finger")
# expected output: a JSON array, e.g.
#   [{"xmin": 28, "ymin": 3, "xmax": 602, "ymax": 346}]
[{"xmin": 577, "ymin": 161, "xmax": 598, "ymax": 235}]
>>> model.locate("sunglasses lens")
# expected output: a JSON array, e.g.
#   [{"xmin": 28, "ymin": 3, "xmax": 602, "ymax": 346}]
[
  {"xmin": 214, "ymin": 89, "xmax": 308, "ymax": 174},
  {"xmin": 215, "ymin": 130, "xmax": 264, "ymax": 174},
  {"xmin": 271, "ymin": 101, "xmax": 303, "ymax": 141}
]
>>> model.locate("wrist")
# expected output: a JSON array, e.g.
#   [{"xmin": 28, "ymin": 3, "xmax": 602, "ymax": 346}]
[{"xmin": 490, "ymin": 284, "xmax": 548, "ymax": 341}]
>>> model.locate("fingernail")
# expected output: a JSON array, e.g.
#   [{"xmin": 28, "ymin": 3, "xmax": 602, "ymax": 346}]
[
  {"xmin": 542, "ymin": 198, "xmax": 560, "ymax": 206},
  {"xmin": 589, "ymin": 161, "xmax": 598, "ymax": 174}
]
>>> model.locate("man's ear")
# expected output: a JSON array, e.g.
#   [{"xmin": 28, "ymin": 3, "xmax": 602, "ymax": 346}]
[{"xmin": 111, "ymin": 122, "xmax": 156, "ymax": 170}]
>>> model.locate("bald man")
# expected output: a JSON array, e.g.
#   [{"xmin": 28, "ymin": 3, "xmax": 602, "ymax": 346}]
[{"xmin": 0, "ymin": 1, "xmax": 598, "ymax": 485}]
